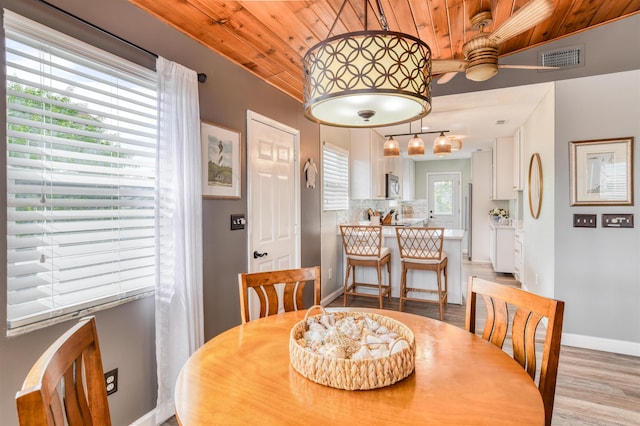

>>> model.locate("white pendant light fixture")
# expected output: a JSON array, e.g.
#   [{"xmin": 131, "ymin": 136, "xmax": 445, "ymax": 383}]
[
  {"xmin": 407, "ymin": 120, "xmax": 425, "ymax": 156},
  {"xmin": 383, "ymin": 136, "xmax": 400, "ymax": 157},
  {"xmin": 303, "ymin": 0, "xmax": 432, "ymax": 128},
  {"xmin": 433, "ymin": 132, "xmax": 451, "ymax": 157},
  {"xmin": 449, "ymin": 136, "xmax": 463, "ymax": 151}
]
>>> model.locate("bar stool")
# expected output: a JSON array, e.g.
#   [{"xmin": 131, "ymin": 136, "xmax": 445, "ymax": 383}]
[
  {"xmin": 340, "ymin": 225, "xmax": 391, "ymax": 308},
  {"xmin": 395, "ymin": 227, "xmax": 448, "ymax": 319}
]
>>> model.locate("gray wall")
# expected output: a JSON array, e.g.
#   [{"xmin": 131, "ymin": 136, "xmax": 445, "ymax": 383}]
[
  {"xmin": 0, "ymin": 0, "xmax": 321, "ymax": 425},
  {"xmin": 555, "ymin": 70, "xmax": 640, "ymax": 347}
]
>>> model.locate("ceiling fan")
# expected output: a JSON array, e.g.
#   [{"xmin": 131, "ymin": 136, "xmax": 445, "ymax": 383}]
[{"xmin": 433, "ymin": 0, "xmax": 555, "ymax": 84}]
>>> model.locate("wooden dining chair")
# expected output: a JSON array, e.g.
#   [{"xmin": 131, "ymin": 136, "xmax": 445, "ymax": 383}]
[
  {"xmin": 465, "ymin": 276, "xmax": 564, "ymax": 426},
  {"xmin": 395, "ymin": 227, "xmax": 448, "ymax": 319},
  {"xmin": 340, "ymin": 225, "xmax": 392, "ymax": 309},
  {"xmin": 238, "ymin": 266, "xmax": 321, "ymax": 323},
  {"xmin": 16, "ymin": 316, "xmax": 111, "ymax": 426}
]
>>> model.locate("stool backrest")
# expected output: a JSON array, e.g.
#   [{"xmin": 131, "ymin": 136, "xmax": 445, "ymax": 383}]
[
  {"xmin": 395, "ymin": 227, "xmax": 444, "ymax": 260},
  {"xmin": 340, "ymin": 225, "xmax": 383, "ymax": 257}
]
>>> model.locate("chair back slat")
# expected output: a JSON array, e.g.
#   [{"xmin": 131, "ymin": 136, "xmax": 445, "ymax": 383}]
[
  {"xmin": 62, "ymin": 366, "xmax": 84, "ymax": 424},
  {"xmin": 485, "ymin": 296, "xmax": 509, "ymax": 348},
  {"xmin": 524, "ymin": 311, "xmax": 544, "ymax": 379},
  {"xmin": 16, "ymin": 316, "xmax": 111, "ymax": 426},
  {"xmin": 511, "ymin": 308, "xmax": 529, "ymax": 368},
  {"xmin": 395, "ymin": 227, "xmax": 444, "ymax": 260},
  {"xmin": 466, "ymin": 277, "xmax": 564, "ymax": 426},
  {"xmin": 238, "ymin": 266, "xmax": 321, "ymax": 323},
  {"xmin": 479, "ymin": 294, "xmax": 494, "ymax": 341},
  {"xmin": 340, "ymin": 225, "xmax": 382, "ymax": 257}
]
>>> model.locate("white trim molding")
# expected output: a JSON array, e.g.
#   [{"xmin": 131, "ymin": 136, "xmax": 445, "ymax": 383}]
[
  {"xmin": 129, "ymin": 409, "xmax": 157, "ymax": 426},
  {"xmin": 562, "ymin": 333, "xmax": 640, "ymax": 357}
]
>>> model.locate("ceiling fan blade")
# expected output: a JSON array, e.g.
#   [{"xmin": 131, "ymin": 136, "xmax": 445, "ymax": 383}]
[
  {"xmin": 432, "ymin": 59, "xmax": 468, "ymax": 74},
  {"xmin": 437, "ymin": 72, "xmax": 458, "ymax": 85},
  {"xmin": 498, "ymin": 64, "xmax": 558, "ymax": 70},
  {"xmin": 488, "ymin": 0, "xmax": 553, "ymax": 45}
]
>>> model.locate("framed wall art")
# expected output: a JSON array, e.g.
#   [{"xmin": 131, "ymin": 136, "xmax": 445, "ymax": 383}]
[
  {"xmin": 201, "ymin": 121, "xmax": 241, "ymax": 199},
  {"xmin": 569, "ymin": 137, "xmax": 633, "ymax": 206}
]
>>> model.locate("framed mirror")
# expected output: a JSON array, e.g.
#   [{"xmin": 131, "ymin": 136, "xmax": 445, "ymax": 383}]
[{"xmin": 528, "ymin": 153, "xmax": 543, "ymax": 219}]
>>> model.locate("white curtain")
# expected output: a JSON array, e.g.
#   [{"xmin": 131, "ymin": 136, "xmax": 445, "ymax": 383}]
[{"xmin": 155, "ymin": 56, "xmax": 204, "ymax": 424}]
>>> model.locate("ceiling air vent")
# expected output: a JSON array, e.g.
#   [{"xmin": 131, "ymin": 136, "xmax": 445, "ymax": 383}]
[{"xmin": 538, "ymin": 45, "xmax": 584, "ymax": 69}]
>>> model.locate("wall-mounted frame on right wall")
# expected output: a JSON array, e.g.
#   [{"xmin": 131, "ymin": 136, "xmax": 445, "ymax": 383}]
[
  {"xmin": 528, "ymin": 153, "xmax": 543, "ymax": 219},
  {"xmin": 569, "ymin": 137, "xmax": 634, "ymax": 206}
]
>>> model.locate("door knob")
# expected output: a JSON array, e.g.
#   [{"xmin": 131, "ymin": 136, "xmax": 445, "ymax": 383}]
[{"xmin": 253, "ymin": 250, "xmax": 268, "ymax": 259}]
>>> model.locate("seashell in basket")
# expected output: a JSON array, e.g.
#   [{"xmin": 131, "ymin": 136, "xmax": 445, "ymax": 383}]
[{"xmin": 289, "ymin": 305, "xmax": 416, "ymax": 390}]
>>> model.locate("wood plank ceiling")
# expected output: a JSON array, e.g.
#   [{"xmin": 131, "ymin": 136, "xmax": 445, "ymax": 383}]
[{"xmin": 129, "ymin": 0, "xmax": 640, "ymax": 102}]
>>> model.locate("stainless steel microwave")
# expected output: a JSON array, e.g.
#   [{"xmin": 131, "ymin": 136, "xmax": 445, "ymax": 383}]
[{"xmin": 385, "ymin": 173, "xmax": 400, "ymax": 199}]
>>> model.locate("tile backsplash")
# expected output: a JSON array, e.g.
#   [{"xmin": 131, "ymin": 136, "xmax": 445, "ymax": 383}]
[{"xmin": 347, "ymin": 199, "xmax": 428, "ymax": 223}]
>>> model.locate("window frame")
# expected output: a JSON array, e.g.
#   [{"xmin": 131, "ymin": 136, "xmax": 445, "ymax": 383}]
[
  {"xmin": 4, "ymin": 10, "xmax": 158, "ymax": 335},
  {"xmin": 322, "ymin": 142, "xmax": 350, "ymax": 212}
]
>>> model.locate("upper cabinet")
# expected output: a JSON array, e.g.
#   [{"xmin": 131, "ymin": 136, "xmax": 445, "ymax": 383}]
[
  {"xmin": 350, "ymin": 129, "xmax": 385, "ymax": 199},
  {"xmin": 492, "ymin": 137, "xmax": 517, "ymax": 200},
  {"xmin": 512, "ymin": 127, "xmax": 524, "ymax": 191}
]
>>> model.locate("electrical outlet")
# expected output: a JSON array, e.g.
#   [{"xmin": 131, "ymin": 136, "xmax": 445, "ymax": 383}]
[
  {"xmin": 104, "ymin": 368, "xmax": 118, "ymax": 395},
  {"xmin": 328, "ymin": 267, "xmax": 332, "ymax": 280}
]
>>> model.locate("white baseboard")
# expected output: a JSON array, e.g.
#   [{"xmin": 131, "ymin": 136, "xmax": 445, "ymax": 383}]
[
  {"xmin": 321, "ymin": 287, "xmax": 344, "ymax": 306},
  {"xmin": 130, "ymin": 410, "xmax": 156, "ymax": 426},
  {"xmin": 562, "ymin": 333, "xmax": 640, "ymax": 357}
]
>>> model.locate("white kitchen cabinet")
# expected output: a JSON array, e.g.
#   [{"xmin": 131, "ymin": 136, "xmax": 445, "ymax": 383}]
[
  {"xmin": 350, "ymin": 129, "xmax": 385, "ymax": 199},
  {"xmin": 512, "ymin": 127, "xmax": 524, "ymax": 191},
  {"xmin": 489, "ymin": 224, "xmax": 515, "ymax": 274},
  {"xmin": 514, "ymin": 229, "xmax": 523, "ymax": 282},
  {"xmin": 492, "ymin": 137, "xmax": 517, "ymax": 200}
]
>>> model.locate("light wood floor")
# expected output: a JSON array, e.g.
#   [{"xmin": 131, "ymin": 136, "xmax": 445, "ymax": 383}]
[{"xmin": 163, "ymin": 260, "xmax": 640, "ymax": 426}]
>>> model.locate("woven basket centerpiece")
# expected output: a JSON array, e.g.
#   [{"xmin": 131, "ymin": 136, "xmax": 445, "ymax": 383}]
[{"xmin": 289, "ymin": 306, "xmax": 416, "ymax": 390}]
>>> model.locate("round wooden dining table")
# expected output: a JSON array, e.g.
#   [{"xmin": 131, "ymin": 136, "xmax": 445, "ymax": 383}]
[{"xmin": 174, "ymin": 308, "xmax": 544, "ymax": 425}]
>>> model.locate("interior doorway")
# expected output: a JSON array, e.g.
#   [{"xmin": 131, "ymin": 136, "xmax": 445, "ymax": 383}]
[
  {"xmin": 426, "ymin": 172, "xmax": 462, "ymax": 229},
  {"xmin": 247, "ymin": 110, "xmax": 300, "ymax": 275}
]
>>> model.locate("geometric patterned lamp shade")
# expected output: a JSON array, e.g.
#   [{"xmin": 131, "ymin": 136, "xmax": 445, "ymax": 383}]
[{"xmin": 304, "ymin": 30, "xmax": 432, "ymax": 128}]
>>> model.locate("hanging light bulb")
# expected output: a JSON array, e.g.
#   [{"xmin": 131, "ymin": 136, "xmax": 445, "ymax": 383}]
[
  {"xmin": 407, "ymin": 134, "xmax": 425, "ymax": 156},
  {"xmin": 433, "ymin": 132, "xmax": 451, "ymax": 157},
  {"xmin": 449, "ymin": 136, "xmax": 463, "ymax": 151},
  {"xmin": 383, "ymin": 136, "xmax": 400, "ymax": 157}
]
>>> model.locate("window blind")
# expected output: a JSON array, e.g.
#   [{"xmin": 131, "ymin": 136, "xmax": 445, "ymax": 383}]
[
  {"xmin": 322, "ymin": 142, "xmax": 349, "ymax": 211},
  {"xmin": 5, "ymin": 10, "xmax": 158, "ymax": 331}
]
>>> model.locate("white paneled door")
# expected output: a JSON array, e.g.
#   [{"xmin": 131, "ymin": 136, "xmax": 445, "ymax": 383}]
[
  {"xmin": 427, "ymin": 172, "xmax": 462, "ymax": 229},
  {"xmin": 247, "ymin": 110, "xmax": 300, "ymax": 272}
]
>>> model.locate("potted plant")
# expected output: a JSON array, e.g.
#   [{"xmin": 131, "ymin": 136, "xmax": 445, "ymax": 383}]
[{"xmin": 489, "ymin": 208, "xmax": 509, "ymax": 224}]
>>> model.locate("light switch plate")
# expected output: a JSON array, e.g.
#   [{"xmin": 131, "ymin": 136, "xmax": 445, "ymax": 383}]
[
  {"xmin": 573, "ymin": 214, "xmax": 596, "ymax": 228},
  {"xmin": 602, "ymin": 214, "xmax": 634, "ymax": 228},
  {"xmin": 231, "ymin": 214, "xmax": 246, "ymax": 230}
]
